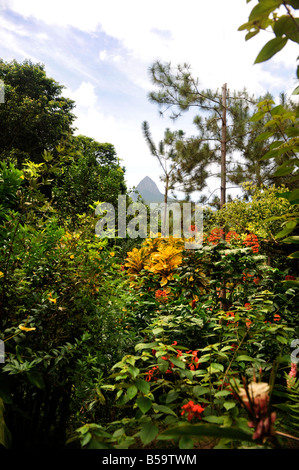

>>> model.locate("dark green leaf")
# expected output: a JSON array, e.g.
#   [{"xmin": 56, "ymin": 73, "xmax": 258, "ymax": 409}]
[
  {"xmin": 158, "ymin": 423, "xmax": 252, "ymax": 442},
  {"xmin": 153, "ymin": 404, "xmax": 177, "ymax": 416},
  {"xmin": 274, "ymin": 15, "xmax": 299, "ymax": 42},
  {"xmin": 254, "ymin": 37, "xmax": 288, "ymax": 63},
  {"xmin": 166, "ymin": 391, "xmax": 179, "ymax": 404},
  {"xmin": 283, "ymin": 236, "xmax": 299, "ymax": 244},
  {"xmin": 135, "ymin": 379, "xmax": 150, "ymax": 395},
  {"xmin": 137, "ymin": 396, "xmax": 152, "ymax": 414},
  {"xmin": 26, "ymin": 370, "xmax": 45, "ymax": 389},
  {"xmin": 193, "ymin": 385, "xmax": 209, "ymax": 397},
  {"xmin": 289, "ymin": 0, "xmax": 299, "ymax": 8},
  {"xmin": 274, "ymin": 165, "xmax": 294, "ymax": 177},
  {"xmin": 254, "ymin": 130, "xmax": 274, "ymax": 142},
  {"xmin": 140, "ymin": 421, "xmax": 158, "ymax": 445}
]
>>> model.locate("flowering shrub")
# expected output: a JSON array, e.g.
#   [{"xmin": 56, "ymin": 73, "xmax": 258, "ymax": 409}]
[
  {"xmin": 243, "ymin": 233, "xmax": 260, "ymax": 253},
  {"xmin": 181, "ymin": 401, "xmax": 205, "ymax": 421}
]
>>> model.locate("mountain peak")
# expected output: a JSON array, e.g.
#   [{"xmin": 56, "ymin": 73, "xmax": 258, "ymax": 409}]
[
  {"xmin": 136, "ymin": 176, "xmax": 162, "ymax": 194},
  {"xmin": 130, "ymin": 176, "xmax": 165, "ymax": 203}
]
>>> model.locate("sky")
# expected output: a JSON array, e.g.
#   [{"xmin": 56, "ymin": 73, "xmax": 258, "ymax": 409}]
[{"xmin": 0, "ymin": 0, "xmax": 298, "ymax": 200}]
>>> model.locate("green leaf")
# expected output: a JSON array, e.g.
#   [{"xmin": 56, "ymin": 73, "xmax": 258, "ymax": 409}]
[
  {"xmin": 288, "ymin": 251, "xmax": 299, "ymax": 259},
  {"xmin": 250, "ymin": 110, "xmax": 267, "ymax": 122},
  {"xmin": 245, "ymin": 30, "xmax": 259, "ymax": 41},
  {"xmin": 237, "ymin": 355, "xmax": 254, "ymax": 362},
  {"xmin": 168, "ymin": 356, "xmax": 185, "ymax": 369},
  {"xmin": 289, "ymin": 0, "xmax": 299, "ymax": 8},
  {"xmin": 127, "ymin": 366, "xmax": 140, "ymax": 379},
  {"xmin": 273, "ymin": 15, "xmax": 299, "ymax": 43},
  {"xmin": 135, "ymin": 378, "xmax": 150, "ymax": 395},
  {"xmin": 135, "ymin": 341, "xmax": 158, "ymax": 352},
  {"xmin": 285, "ymin": 126, "xmax": 299, "ymax": 137},
  {"xmin": 214, "ymin": 390, "xmax": 232, "ymax": 398},
  {"xmin": 140, "ymin": 421, "xmax": 158, "ymax": 446},
  {"xmin": 273, "ymin": 164, "xmax": 295, "ymax": 177},
  {"xmin": 126, "ymin": 385, "xmax": 138, "ymax": 400},
  {"xmin": 260, "ymin": 146, "xmax": 287, "ymax": 160},
  {"xmin": 277, "ymin": 335, "xmax": 288, "ymax": 344},
  {"xmin": 208, "ymin": 363, "xmax": 224, "ymax": 374},
  {"xmin": 202, "ymin": 415, "xmax": 224, "ymax": 424},
  {"xmin": 0, "ymin": 398, "xmax": 12, "ymax": 448},
  {"xmin": 166, "ymin": 391, "xmax": 179, "ymax": 404},
  {"xmin": 193, "ymin": 385, "xmax": 209, "ymax": 397},
  {"xmin": 254, "ymin": 36, "xmax": 288, "ymax": 63},
  {"xmin": 223, "ymin": 402, "xmax": 236, "ymax": 411},
  {"xmin": 254, "ymin": 130, "xmax": 274, "ymax": 142},
  {"xmin": 137, "ymin": 396, "xmax": 152, "ymax": 414},
  {"xmin": 158, "ymin": 423, "xmax": 252, "ymax": 442},
  {"xmin": 282, "ymin": 236, "xmax": 299, "ymax": 244},
  {"xmin": 26, "ymin": 370, "xmax": 45, "ymax": 389},
  {"xmin": 249, "ymin": 0, "xmax": 282, "ymax": 22},
  {"xmin": 153, "ymin": 404, "xmax": 177, "ymax": 416},
  {"xmin": 275, "ymin": 226, "xmax": 296, "ymax": 239},
  {"xmin": 179, "ymin": 436, "xmax": 195, "ymax": 449}
]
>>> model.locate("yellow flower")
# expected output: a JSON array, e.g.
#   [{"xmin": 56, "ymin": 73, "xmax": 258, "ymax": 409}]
[
  {"xmin": 110, "ymin": 252, "xmax": 115, "ymax": 257},
  {"xmin": 48, "ymin": 293, "xmax": 57, "ymax": 304},
  {"xmin": 20, "ymin": 174, "xmax": 24, "ymax": 179},
  {"xmin": 70, "ymin": 254, "xmax": 74, "ymax": 259},
  {"xmin": 19, "ymin": 324, "xmax": 36, "ymax": 332},
  {"xmin": 0, "ymin": 272, "xmax": 4, "ymax": 278}
]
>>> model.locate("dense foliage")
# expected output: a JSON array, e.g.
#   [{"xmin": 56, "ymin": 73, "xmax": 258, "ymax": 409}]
[{"xmin": 0, "ymin": 0, "xmax": 298, "ymax": 451}]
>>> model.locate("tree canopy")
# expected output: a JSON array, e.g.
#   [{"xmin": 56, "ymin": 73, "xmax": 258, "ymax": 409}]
[{"xmin": 0, "ymin": 59, "xmax": 76, "ymax": 167}]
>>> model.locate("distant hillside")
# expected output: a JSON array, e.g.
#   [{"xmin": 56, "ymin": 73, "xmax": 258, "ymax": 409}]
[{"xmin": 130, "ymin": 176, "xmax": 165, "ymax": 204}]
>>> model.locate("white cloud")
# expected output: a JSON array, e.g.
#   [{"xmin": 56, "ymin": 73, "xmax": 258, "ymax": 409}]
[
  {"xmin": 5, "ymin": 0, "xmax": 296, "ymax": 96},
  {"xmin": 3, "ymin": 0, "xmax": 297, "ymax": 192},
  {"xmin": 66, "ymin": 81, "xmax": 98, "ymax": 108}
]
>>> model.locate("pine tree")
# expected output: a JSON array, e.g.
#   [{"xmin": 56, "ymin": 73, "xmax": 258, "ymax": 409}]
[{"xmin": 147, "ymin": 61, "xmax": 294, "ymax": 206}]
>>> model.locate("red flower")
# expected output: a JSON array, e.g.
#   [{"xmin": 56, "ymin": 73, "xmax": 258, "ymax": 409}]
[
  {"xmin": 155, "ymin": 289, "xmax": 168, "ymax": 301},
  {"xmin": 242, "ymin": 272, "xmax": 253, "ymax": 282},
  {"xmin": 145, "ymin": 365, "xmax": 159, "ymax": 382},
  {"xmin": 244, "ymin": 303, "xmax": 251, "ymax": 310},
  {"xmin": 189, "ymin": 225, "xmax": 198, "ymax": 233},
  {"xmin": 181, "ymin": 400, "xmax": 205, "ymax": 421},
  {"xmin": 191, "ymin": 299, "xmax": 197, "ymax": 309},
  {"xmin": 285, "ymin": 275, "xmax": 296, "ymax": 280}
]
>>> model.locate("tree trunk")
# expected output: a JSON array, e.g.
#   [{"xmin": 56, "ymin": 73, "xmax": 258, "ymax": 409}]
[
  {"xmin": 162, "ymin": 174, "xmax": 169, "ymax": 236},
  {"xmin": 220, "ymin": 83, "xmax": 227, "ymax": 211},
  {"xmin": 220, "ymin": 83, "xmax": 227, "ymax": 309}
]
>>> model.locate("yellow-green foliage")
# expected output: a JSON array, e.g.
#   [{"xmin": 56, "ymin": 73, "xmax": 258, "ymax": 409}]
[
  {"xmin": 125, "ymin": 235, "xmax": 185, "ymax": 286},
  {"xmin": 216, "ymin": 183, "xmax": 294, "ymax": 240}
]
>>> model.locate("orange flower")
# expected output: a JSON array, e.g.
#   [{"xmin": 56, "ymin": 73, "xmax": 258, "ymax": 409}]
[
  {"xmin": 155, "ymin": 289, "xmax": 168, "ymax": 301},
  {"xmin": 208, "ymin": 227, "xmax": 224, "ymax": 245},
  {"xmin": 243, "ymin": 233, "xmax": 259, "ymax": 253},
  {"xmin": 225, "ymin": 231, "xmax": 239, "ymax": 243}
]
